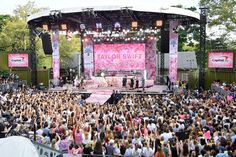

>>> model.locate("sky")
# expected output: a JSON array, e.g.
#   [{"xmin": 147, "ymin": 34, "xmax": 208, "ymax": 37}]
[{"xmin": 0, "ymin": 0, "xmax": 200, "ymax": 15}]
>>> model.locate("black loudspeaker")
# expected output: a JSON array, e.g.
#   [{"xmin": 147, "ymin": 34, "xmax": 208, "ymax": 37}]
[
  {"xmin": 41, "ymin": 33, "xmax": 53, "ymax": 54},
  {"xmin": 160, "ymin": 27, "xmax": 169, "ymax": 53}
]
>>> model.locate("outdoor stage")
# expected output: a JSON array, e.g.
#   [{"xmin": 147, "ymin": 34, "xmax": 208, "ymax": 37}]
[{"xmin": 49, "ymin": 84, "xmax": 168, "ymax": 104}]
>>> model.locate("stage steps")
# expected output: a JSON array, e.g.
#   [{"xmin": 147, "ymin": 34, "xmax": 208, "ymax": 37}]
[{"xmin": 85, "ymin": 89, "xmax": 113, "ymax": 104}]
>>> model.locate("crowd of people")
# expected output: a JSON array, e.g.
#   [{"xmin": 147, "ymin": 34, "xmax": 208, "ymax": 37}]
[
  {"xmin": 0, "ymin": 72, "xmax": 24, "ymax": 93},
  {"xmin": 212, "ymin": 81, "xmax": 236, "ymax": 93},
  {"xmin": 0, "ymin": 86, "xmax": 236, "ymax": 157}
]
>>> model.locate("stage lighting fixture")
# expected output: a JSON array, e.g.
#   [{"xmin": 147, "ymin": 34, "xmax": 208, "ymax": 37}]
[
  {"xmin": 114, "ymin": 22, "xmax": 121, "ymax": 28},
  {"xmin": 96, "ymin": 23, "xmax": 102, "ymax": 29},
  {"xmin": 42, "ymin": 24, "xmax": 48, "ymax": 31},
  {"xmin": 80, "ymin": 24, "xmax": 86, "ymax": 30},
  {"xmin": 132, "ymin": 21, "xmax": 138, "ymax": 28},
  {"xmin": 156, "ymin": 20, "xmax": 163, "ymax": 27},
  {"xmin": 61, "ymin": 24, "xmax": 67, "ymax": 30}
]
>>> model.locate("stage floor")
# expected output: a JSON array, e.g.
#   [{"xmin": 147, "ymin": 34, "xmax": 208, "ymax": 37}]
[{"xmin": 49, "ymin": 84, "xmax": 168, "ymax": 94}]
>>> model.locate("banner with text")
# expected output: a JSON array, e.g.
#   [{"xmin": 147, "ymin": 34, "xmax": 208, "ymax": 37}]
[
  {"xmin": 52, "ymin": 29, "xmax": 60, "ymax": 81},
  {"xmin": 208, "ymin": 52, "xmax": 234, "ymax": 68},
  {"xmin": 8, "ymin": 53, "xmax": 29, "ymax": 68},
  {"xmin": 169, "ymin": 20, "xmax": 179, "ymax": 83},
  {"xmin": 83, "ymin": 37, "xmax": 94, "ymax": 78},
  {"xmin": 94, "ymin": 43, "xmax": 145, "ymax": 72}
]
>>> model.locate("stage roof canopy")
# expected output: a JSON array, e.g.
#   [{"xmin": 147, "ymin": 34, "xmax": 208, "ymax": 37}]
[{"xmin": 28, "ymin": 5, "xmax": 200, "ymax": 30}]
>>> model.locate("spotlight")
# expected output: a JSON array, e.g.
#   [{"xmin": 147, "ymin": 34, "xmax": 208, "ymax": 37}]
[
  {"xmin": 61, "ymin": 24, "xmax": 67, "ymax": 30},
  {"xmin": 82, "ymin": 38, "xmax": 88, "ymax": 42},
  {"xmin": 114, "ymin": 22, "xmax": 121, "ymax": 28},
  {"xmin": 132, "ymin": 21, "xmax": 138, "ymax": 28},
  {"xmin": 96, "ymin": 23, "xmax": 102, "ymax": 29},
  {"xmin": 80, "ymin": 24, "xmax": 86, "ymax": 30},
  {"xmin": 156, "ymin": 20, "xmax": 163, "ymax": 27}
]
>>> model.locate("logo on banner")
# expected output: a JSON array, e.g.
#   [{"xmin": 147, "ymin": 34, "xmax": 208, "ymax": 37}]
[
  {"xmin": 8, "ymin": 54, "xmax": 29, "ymax": 67},
  {"xmin": 84, "ymin": 46, "xmax": 93, "ymax": 57},
  {"xmin": 208, "ymin": 52, "xmax": 234, "ymax": 68}
]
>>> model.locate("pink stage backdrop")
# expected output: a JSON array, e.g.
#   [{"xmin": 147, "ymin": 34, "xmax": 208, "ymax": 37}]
[
  {"xmin": 8, "ymin": 53, "xmax": 29, "ymax": 67},
  {"xmin": 208, "ymin": 52, "xmax": 234, "ymax": 68},
  {"xmin": 83, "ymin": 37, "xmax": 94, "ymax": 78},
  {"xmin": 169, "ymin": 20, "xmax": 179, "ymax": 83},
  {"xmin": 94, "ymin": 44, "xmax": 145, "ymax": 72},
  {"xmin": 145, "ymin": 39, "xmax": 157, "ymax": 80}
]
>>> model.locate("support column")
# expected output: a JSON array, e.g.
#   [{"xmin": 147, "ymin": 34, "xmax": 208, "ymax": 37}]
[
  {"xmin": 169, "ymin": 20, "xmax": 179, "ymax": 84},
  {"xmin": 29, "ymin": 26, "xmax": 37, "ymax": 86},
  {"xmin": 52, "ymin": 26, "xmax": 60, "ymax": 85},
  {"xmin": 160, "ymin": 22, "xmax": 169, "ymax": 84},
  {"xmin": 198, "ymin": 7, "xmax": 207, "ymax": 90}
]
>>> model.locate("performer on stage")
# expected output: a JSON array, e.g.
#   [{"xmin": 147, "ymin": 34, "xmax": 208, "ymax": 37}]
[
  {"xmin": 142, "ymin": 76, "xmax": 145, "ymax": 92},
  {"xmin": 130, "ymin": 77, "xmax": 134, "ymax": 89},
  {"xmin": 122, "ymin": 75, "xmax": 127, "ymax": 87},
  {"xmin": 135, "ymin": 77, "xmax": 139, "ymax": 89}
]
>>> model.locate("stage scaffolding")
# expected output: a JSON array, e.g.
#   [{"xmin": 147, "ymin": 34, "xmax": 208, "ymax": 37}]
[{"xmin": 27, "ymin": 5, "xmax": 200, "ymax": 86}]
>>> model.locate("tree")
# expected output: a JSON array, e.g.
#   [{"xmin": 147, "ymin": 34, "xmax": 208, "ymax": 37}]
[
  {"xmin": 0, "ymin": 17, "xmax": 29, "ymax": 52},
  {"xmin": 171, "ymin": 5, "xmax": 200, "ymax": 52},
  {"xmin": 59, "ymin": 34, "xmax": 81, "ymax": 68},
  {"xmin": 13, "ymin": 1, "xmax": 48, "ymax": 21},
  {"xmin": 0, "ymin": 15, "xmax": 11, "ymax": 32},
  {"xmin": 0, "ymin": 1, "xmax": 48, "ymax": 52},
  {"xmin": 200, "ymin": 0, "xmax": 236, "ymax": 32},
  {"xmin": 200, "ymin": 0, "xmax": 236, "ymax": 47}
]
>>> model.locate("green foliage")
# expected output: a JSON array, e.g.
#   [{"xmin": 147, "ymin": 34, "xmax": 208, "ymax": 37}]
[
  {"xmin": 0, "ymin": 1, "xmax": 81, "ymax": 69},
  {"xmin": 200, "ymin": 0, "xmax": 236, "ymax": 51},
  {"xmin": 0, "ymin": 15, "xmax": 11, "ymax": 33},
  {"xmin": 0, "ymin": 1, "xmax": 48, "ymax": 53},
  {"xmin": 0, "ymin": 18, "xmax": 29, "ymax": 52},
  {"xmin": 59, "ymin": 35, "xmax": 81, "ymax": 67},
  {"xmin": 13, "ymin": 1, "xmax": 48, "ymax": 20},
  {"xmin": 35, "ymin": 36, "xmax": 52, "ymax": 69},
  {"xmin": 200, "ymin": 0, "xmax": 236, "ymax": 32},
  {"xmin": 170, "ymin": 5, "xmax": 200, "ymax": 52}
]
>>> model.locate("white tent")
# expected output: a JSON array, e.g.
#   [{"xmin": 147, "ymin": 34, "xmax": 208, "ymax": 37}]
[{"xmin": 0, "ymin": 136, "xmax": 39, "ymax": 157}]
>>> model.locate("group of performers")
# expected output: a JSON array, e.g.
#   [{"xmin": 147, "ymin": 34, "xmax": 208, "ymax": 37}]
[
  {"xmin": 58, "ymin": 74, "xmax": 145, "ymax": 91},
  {"xmin": 122, "ymin": 75, "xmax": 145, "ymax": 90}
]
